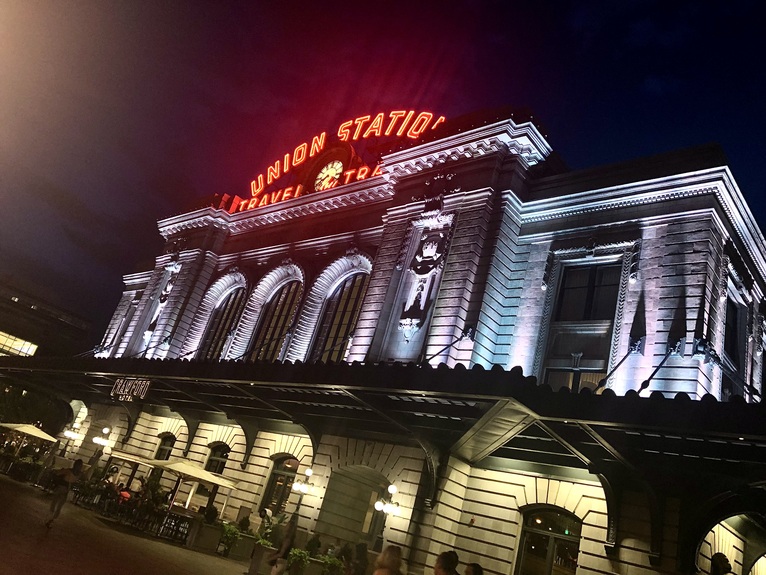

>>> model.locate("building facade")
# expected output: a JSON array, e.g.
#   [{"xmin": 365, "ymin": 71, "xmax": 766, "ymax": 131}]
[{"xmin": 2, "ymin": 109, "xmax": 766, "ymax": 575}]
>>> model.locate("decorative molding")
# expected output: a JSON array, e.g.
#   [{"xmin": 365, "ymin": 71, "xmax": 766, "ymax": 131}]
[
  {"xmin": 382, "ymin": 118, "xmax": 551, "ymax": 181},
  {"xmin": 532, "ymin": 257, "xmax": 559, "ymax": 378},
  {"xmin": 523, "ymin": 185, "xmax": 721, "ymax": 224},
  {"xmin": 224, "ymin": 263, "xmax": 304, "ymax": 361},
  {"xmin": 178, "ymin": 270, "xmax": 247, "ymax": 359},
  {"xmin": 284, "ymin": 253, "xmax": 373, "ymax": 362},
  {"xmin": 532, "ymin": 240, "xmax": 635, "ymax": 381}
]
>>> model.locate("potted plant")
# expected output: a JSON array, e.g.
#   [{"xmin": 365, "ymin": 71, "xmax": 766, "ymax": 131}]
[
  {"xmin": 318, "ymin": 555, "xmax": 344, "ymax": 575},
  {"xmin": 220, "ymin": 522, "xmax": 241, "ymax": 557},
  {"xmin": 288, "ymin": 548, "xmax": 311, "ymax": 575},
  {"xmin": 230, "ymin": 515, "xmax": 258, "ymax": 561}
]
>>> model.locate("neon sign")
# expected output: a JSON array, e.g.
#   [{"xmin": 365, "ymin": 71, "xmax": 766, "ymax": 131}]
[
  {"xmin": 239, "ymin": 110, "xmax": 445, "ymax": 213},
  {"xmin": 111, "ymin": 378, "xmax": 151, "ymax": 402}
]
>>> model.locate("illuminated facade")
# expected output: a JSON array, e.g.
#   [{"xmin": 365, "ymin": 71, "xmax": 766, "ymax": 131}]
[{"xmin": 3, "ymin": 110, "xmax": 766, "ymax": 575}]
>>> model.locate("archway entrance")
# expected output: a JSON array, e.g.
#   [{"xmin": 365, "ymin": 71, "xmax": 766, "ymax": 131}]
[
  {"xmin": 314, "ymin": 466, "xmax": 390, "ymax": 552},
  {"xmin": 697, "ymin": 515, "xmax": 766, "ymax": 575}
]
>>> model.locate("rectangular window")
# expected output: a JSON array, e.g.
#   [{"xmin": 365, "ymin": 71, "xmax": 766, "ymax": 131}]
[
  {"xmin": 555, "ymin": 264, "xmax": 621, "ymax": 321},
  {"xmin": 723, "ymin": 297, "xmax": 741, "ymax": 368},
  {"xmin": 545, "ymin": 262, "xmax": 621, "ymax": 392}
]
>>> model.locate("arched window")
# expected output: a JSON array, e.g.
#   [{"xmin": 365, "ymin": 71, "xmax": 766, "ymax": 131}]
[
  {"xmin": 206, "ymin": 443, "xmax": 230, "ymax": 475},
  {"xmin": 198, "ymin": 443, "xmax": 231, "ymax": 515},
  {"xmin": 198, "ymin": 287, "xmax": 247, "ymax": 360},
  {"xmin": 261, "ymin": 456, "xmax": 299, "ymax": 515},
  {"xmin": 150, "ymin": 434, "xmax": 176, "ymax": 481},
  {"xmin": 515, "ymin": 507, "xmax": 582, "ymax": 575},
  {"xmin": 247, "ymin": 281, "xmax": 302, "ymax": 362},
  {"xmin": 309, "ymin": 272, "xmax": 369, "ymax": 363},
  {"xmin": 155, "ymin": 434, "xmax": 175, "ymax": 460}
]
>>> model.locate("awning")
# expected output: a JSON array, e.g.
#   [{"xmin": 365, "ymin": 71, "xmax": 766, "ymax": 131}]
[
  {"xmin": 109, "ymin": 449, "xmax": 157, "ymax": 468},
  {"xmin": 152, "ymin": 458, "xmax": 238, "ymax": 490},
  {"xmin": 0, "ymin": 422, "xmax": 58, "ymax": 443}
]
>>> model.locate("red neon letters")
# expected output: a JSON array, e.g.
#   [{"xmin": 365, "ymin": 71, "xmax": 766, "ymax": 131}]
[{"xmin": 244, "ymin": 110, "xmax": 445, "ymax": 212}]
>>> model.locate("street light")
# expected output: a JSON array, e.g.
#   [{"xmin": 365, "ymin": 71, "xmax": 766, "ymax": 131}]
[
  {"xmin": 374, "ymin": 484, "xmax": 400, "ymax": 515},
  {"xmin": 60, "ymin": 422, "xmax": 81, "ymax": 456},
  {"xmin": 93, "ymin": 426, "xmax": 111, "ymax": 447},
  {"xmin": 292, "ymin": 468, "xmax": 314, "ymax": 494}
]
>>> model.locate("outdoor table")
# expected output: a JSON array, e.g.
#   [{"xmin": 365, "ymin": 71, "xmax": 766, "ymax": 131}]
[{"xmin": 157, "ymin": 506, "xmax": 196, "ymax": 545}]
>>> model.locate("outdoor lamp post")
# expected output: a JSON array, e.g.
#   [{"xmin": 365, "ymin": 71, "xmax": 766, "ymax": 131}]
[
  {"xmin": 60, "ymin": 422, "xmax": 81, "ymax": 456},
  {"xmin": 373, "ymin": 484, "xmax": 400, "ymax": 552},
  {"xmin": 292, "ymin": 468, "xmax": 314, "ymax": 507},
  {"xmin": 93, "ymin": 426, "xmax": 111, "ymax": 448}
]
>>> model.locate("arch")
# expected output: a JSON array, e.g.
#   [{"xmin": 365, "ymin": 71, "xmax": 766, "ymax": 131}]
[
  {"xmin": 225, "ymin": 263, "xmax": 304, "ymax": 360},
  {"xmin": 154, "ymin": 432, "xmax": 176, "ymax": 460},
  {"xmin": 315, "ymin": 464, "xmax": 391, "ymax": 550},
  {"xmin": 205, "ymin": 440, "xmax": 231, "ymax": 473},
  {"xmin": 261, "ymin": 453, "xmax": 301, "ymax": 514},
  {"xmin": 514, "ymin": 505, "xmax": 583, "ymax": 575},
  {"xmin": 285, "ymin": 253, "xmax": 373, "ymax": 362},
  {"xmin": 179, "ymin": 271, "xmax": 247, "ymax": 358},
  {"xmin": 682, "ymin": 488, "xmax": 766, "ymax": 574}
]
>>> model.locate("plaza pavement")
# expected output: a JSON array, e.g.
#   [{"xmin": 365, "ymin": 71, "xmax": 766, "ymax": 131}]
[{"xmin": 0, "ymin": 473, "xmax": 250, "ymax": 575}]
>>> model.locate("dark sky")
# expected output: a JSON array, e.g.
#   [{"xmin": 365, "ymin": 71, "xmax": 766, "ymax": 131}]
[{"xmin": 1, "ymin": 1, "xmax": 764, "ymax": 340}]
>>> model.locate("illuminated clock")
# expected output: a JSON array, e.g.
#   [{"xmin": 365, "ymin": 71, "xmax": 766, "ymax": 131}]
[{"xmin": 314, "ymin": 160, "xmax": 345, "ymax": 191}]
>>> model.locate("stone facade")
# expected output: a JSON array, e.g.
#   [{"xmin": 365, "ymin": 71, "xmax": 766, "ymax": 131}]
[{"xmin": 27, "ymin": 112, "xmax": 766, "ymax": 575}]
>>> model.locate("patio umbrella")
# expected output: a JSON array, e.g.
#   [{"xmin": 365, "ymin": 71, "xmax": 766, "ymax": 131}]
[
  {"xmin": 152, "ymin": 459, "xmax": 238, "ymax": 490},
  {"xmin": 0, "ymin": 423, "xmax": 58, "ymax": 443},
  {"xmin": 151, "ymin": 458, "xmax": 238, "ymax": 511},
  {"xmin": 110, "ymin": 449, "xmax": 156, "ymax": 468}
]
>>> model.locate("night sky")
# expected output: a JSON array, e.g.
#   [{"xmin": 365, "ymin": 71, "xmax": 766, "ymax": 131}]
[{"xmin": 1, "ymin": 1, "xmax": 764, "ymax": 342}]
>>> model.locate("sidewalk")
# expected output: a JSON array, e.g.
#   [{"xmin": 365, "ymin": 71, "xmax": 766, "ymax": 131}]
[{"xmin": 0, "ymin": 473, "xmax": 250, "ymax": 575}]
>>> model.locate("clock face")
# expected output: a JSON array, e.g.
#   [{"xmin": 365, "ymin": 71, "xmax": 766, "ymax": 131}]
[{"xmin": 314, "ymin": 160, "xmax": 345, "ymax": 191}]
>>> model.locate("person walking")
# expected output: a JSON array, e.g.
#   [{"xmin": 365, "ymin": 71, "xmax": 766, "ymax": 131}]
[
  {"xmin": 372, "ymin": 545, "xmax": 403, "ymax": 575},
  {"xmin": 434, "ymin": 551, "xmax": 459, "ymax": 575},
  {"xmin": 44, "ymin": 458, "xmax": 83, "ymax": 528},
  {"xmin": 267, "ymin": 514, "xmax": 298, "ymax": 575}
]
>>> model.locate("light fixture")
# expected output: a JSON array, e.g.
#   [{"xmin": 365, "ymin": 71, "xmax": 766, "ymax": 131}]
[
  {"xmin": 292, "ymin": 469, "xmax": 314, "ymax": 494},
  {"xmin": 102, "ymin": 427, "xmax": 111, "ymax": 435},
  {"xmin": 375, "ymin": 484, "xmax": 401, "ymax": 515}
]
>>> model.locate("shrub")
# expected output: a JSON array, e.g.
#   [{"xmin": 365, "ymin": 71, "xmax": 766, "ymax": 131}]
[
  {"xmin": 220, "ymin": 522, "xmax": 241, "ymax": 555},
  {"xmin": 318, "ymin": 555, "xmax": 344, "ymax": 575},
  {"xmin": 288, "ymin": 548, "xmax": 311, "ymax": 570}
]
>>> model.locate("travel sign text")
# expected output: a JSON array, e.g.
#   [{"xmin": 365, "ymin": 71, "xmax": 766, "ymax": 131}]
[{"xmin": 245, "ymin": 110, "xmax": 445, "ymax": 209}]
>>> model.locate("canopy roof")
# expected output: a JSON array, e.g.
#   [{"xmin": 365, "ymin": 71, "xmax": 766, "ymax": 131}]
[
  {"xmin": 1, "ymin": 355, "xmax": 764, "ymax": 488},
  {"xmin": 0, "ymin": 422, "xmax": 58, "ymax": 443}
]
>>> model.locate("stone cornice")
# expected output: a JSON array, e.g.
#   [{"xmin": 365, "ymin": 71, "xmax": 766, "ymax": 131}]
[
  {"xmin": 157, "ymin": 181, "xmax": 393, "ymax": 238},
  {"xmin": 381, "ymin": 118, "xmax": 552, "ymax": 183},
  {"xmin": 520, "ymin": 167, "xmax": 766, "ymax": 286}
]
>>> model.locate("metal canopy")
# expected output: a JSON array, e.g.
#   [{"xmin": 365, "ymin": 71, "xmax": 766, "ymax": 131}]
[
  {"xmin": 1, "ymin": 356, "xmax": 765, "ymax": 480},
  {"xmin": 3, "ymin": 355, "xmax": 764, "ymax": 572}
]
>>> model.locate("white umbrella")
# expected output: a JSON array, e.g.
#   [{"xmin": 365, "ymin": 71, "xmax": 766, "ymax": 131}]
[
  {"xmin": 0, "ymin": 423, "xmax": 58, "ymax": 443},
  {"xmin": 110, "ymin": 449, "xmax": 156, "ymax": 468},
  {"xmin": 152, "ymin": 458, "xmax": 237, "ymax": 490}
]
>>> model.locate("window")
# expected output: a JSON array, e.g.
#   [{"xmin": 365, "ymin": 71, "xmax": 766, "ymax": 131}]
[
  {"xmin": 309, "ymin": 273, "xmax": 369, "ymax": 363},
  {"xmin": 198, "ymin": 287, "xmax": 247, "ymax": 360},
  {"xmin": 261, "ymin": 456, "xmax": 299, "ymax": 515},
  {"xmin": 0, "ymin": 330, "xmax": 38, "ymax": 357},
  {"xmin": 515, "ymin": 507, "xmax": 582, "ymax": 575},
  {"xmin": 206, "ymin": 443, "xmax": 230, "ymax": 475},
  {"xmin": 247, "ymin": 281, "xmax": 303, "ymax": 362},
  {"xmin": 555, "ymin": 264, "xmax": 620, "ymax": 321},
  {"xmin": 155, "ymin": 434, "xmax": 175, "ymax": 461},
  {"xmin": 544, "ymin": 262, "xmax": 621, "ymax": 392},
  {"xmin": 197, "ymin": 443, "xmax": 230, "ymax": 507},
  {"xmin": 150, "ymin": 434, "xmax": 175, "ymax": 481},
  {"xmin": 721, "ymin": 293, "xmax": 748, "ymax": 398}
]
